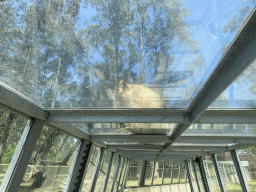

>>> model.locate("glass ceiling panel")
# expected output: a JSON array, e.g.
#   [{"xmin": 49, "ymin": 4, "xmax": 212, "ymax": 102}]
[
  {"xmin": 210, "ymin": 58, "xmax": 256, "ymax": 108},
  {"xmin": 0, "ymin": 0, "xmax": 254, "ymax": 108},
  {"xmin": 184, "ymin": 124, "xmax": 256, "ymax": 136},
  {"xmin": 79, "ymin": 123, "xmax": 175, "ymax": 135}
]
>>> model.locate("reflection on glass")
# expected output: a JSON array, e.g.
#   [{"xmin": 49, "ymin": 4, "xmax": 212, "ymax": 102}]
[
  {"xmin": 113, "ymin": 157, "xmax": 124, "ymax": 191},
  {"xmin": 194, "ymin": 161, "xmax": 205, "ymax": 192},
  {"xmin": 203, "ymin": 156, "xmax": 221, "ymax": 192},
  {"xmin": 89, "ymin": 123, "xmax": 175, "ymax": 135},
  {"xmin": 171, "ymin": 163, "xmax": 179, "ymax": 184},
  {"xmin": 163, "ymin": 163, "xmax": 172, "ymax": 184},
  {"xmin": 82, "ymin": 146, "xmax": 100, "ymax": 192},
  {"xmin": 216, "ymin": 152, "xmax": 242, "ymax": 192},
  {"xmin": 180, "ymin": 164, "xmax": 186, "ymax": 183},
  {"xmin": 185, "ymin": 124, "xmax": 256, "ymax": 136},
  {"xmin": 211, "ymin": 59, "xmax": 256, "ymax": 108},
  {"xmin": 237, "ymin": 146, "xmax": 256, "ymax": 192},
  {"xmin": 0, "ymin": 109, "xmax": 28, "ymax": 186},
  {"xmin": 119, "ymin": 158, "xmax": 128, "ymax": 190},
  {"xmin": 126, "ymin": 160, "xmax": 142, "ymax": 187},
  {"xmin": 153, "ymin": 162, "xmax": 163, "ymax": 185},
  {"xmin": 106, "ymin": 154, "xmax": 118, "ymax": 192},
  {"xmin": 94, "ymin": 150, "xmax": 111, "ymax": 192},
  {"xmin": 0, "ymin": 0, "xmax": 254, "ymax": 109},
  {"xmin": 187, "ymin": 160, "xmax": 199, "ymax": 192},
  {"xmin": 145, "ymin": 161, "xmax": 154, "ymax": 185},
  {"xmin": 18, "ymin": 125, "xmax": 79, "ymax": 191}
]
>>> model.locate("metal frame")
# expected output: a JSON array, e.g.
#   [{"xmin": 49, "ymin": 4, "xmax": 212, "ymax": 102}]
[
  {"xmin": 0, "ymin": 6, "xmax": 255, "ymax": 192},
  {"xmin": 0, "ymin": 119, "xmax": 43, "ymax": 192}
]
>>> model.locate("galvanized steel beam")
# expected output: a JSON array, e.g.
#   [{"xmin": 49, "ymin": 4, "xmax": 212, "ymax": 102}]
[
  {"xmin": 0, "ymin": 120, "xmax": 43, "ymax": 192},
  {"xmin": 0, "ymin": 82, "xmax": 47, "ymax": 120},
  {"xmin": 230, "ymin": 150, "xmax": 250, "ymax": 192}
]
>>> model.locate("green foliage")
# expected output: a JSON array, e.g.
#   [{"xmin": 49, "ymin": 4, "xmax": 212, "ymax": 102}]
[{"xmin": 1, "ymin": 144, "xmax": 17, "ymax": 164}]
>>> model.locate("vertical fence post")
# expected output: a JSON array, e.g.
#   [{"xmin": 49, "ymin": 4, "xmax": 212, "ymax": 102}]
[{"xmin": 178, "ymin": 164, "xmax": 181, "ymax": 184}]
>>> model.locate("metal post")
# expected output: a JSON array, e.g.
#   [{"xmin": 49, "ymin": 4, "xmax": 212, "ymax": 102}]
[
  {"xmin": 185, "ymin": 164, "xmax": 188, "ymax": 183},
  {"xmin": 211, "ymin": 154, "xmax": 226, "ymax": 192},
  {"xmin": 230, "ymin": 150, "xmax": 250, "ymax": 192},
  {"xmin": 139, "ymin": 160, "xmax": 148, "ymax": 186},
  {"xmin": 170, "ymin": 163, "xmax": 174, "ymax": 184},
  {"xmin": 185, "ymin": 160, "xmax": 194, "ymax": 192},
  {"xmin": 151, "ymin": 162, "xmax": 156, "ymax": 185},
  {"xmin": 102, "ymin": 152, "xmax": 114, "ymax": 192},
  {"xmin": 0, "ymin": 119, "xmax": 43, "ymax": 192},
  {"xmin": 67, "ymin": 140, "xmax": 93, "ymax": 192},
  {"xmin": 116, "ymin": 157, "xmax": 125, "ymax": 191},
  {"xmin": 198, "ymin": 157, "xmax": 211, "ymax": 192},
  {"xmin": 178, "ymin": 164, "xmax": 181, "ymax": 184},
  {"xmin": 161, "ymin": 163, "xmax": 165, "ymax": 185},
  {"xmin": 90, "ymin": 148, "xmax": 104, "ymax": 192},
  {"xmin": 110, "ymin": 155, "xmax": 120, "ymax": 192},
  {"xmin": 192, "ymin": 160, "xmax": 201, "ymax": 192}
]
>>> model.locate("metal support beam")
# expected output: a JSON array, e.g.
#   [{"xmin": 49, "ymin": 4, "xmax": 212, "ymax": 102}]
[
  {"xmin": 0, "ymin": 119, "xmax": 43, "ymax": 192},
  {"xmin": 46, "ymin": 108, "xmax": 256, "ymax": 124},
  {"xmin": 46, "ymin": 109, "xmax": 187, "ymax": 123},
  {"xmin": 0, "ymin": 82, "xmax": 47, "ymax": 120},
  {"xmin": 198, "ymin": 157, "xmax": 211, "ymax": 192},
  {"xmin": 47, "ymin": 123, "xmax": 90, "ymax": 140},
  {"xmin": 91, "ymin": 135, "xmax": 170, "ymax": 144},
  {"xmin": 211, "ymin": 154, "xmax": 226, "ymax": 192},
  {"xmin": 68, "ymin": 140, "xmax": 93, "ymax": 192},
  {"xmin": 139, "ymin": 161, "xmax": 148, "ymax": 186},
  {"xmin": 151, "ymin": 162, "xmax": 156, "ymax": 185},
  {"xmin": 102, "ymin": 152, "xmax": 114, "ymax": 192},
  {"xmin": 230, "ymin": 150, "xmax": 250, "ymax": 192},
  {"xmin": 185, "ymin": 160, "xmax": 194, "ymax": 192},
  {"xmin": 108, "ymin": 145, "xmax": 162, "ymax": 151},
  {"xmin": 90, "ymin": 148, "xmax": 104, "ymax": 192}
]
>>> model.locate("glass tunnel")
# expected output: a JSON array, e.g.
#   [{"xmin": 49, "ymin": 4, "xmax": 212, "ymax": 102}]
[{"xmin": 0, "ymin": 0, "xmax": 256, "ymax": 191}]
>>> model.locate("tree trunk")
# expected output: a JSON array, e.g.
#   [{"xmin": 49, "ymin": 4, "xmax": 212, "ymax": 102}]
[{"xmin": 0, "ymin": 112, "xmax": 15, "ymax": 162}]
